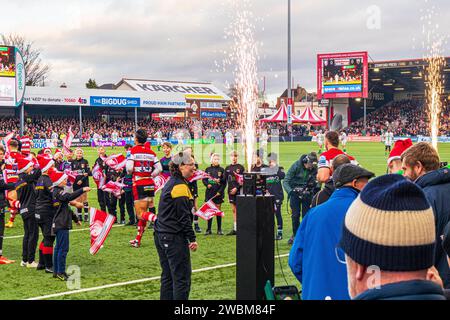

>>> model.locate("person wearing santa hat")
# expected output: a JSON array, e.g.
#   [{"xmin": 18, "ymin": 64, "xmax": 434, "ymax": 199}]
[
  {"xmin": 50, "ymin": 170, "xmax": 90, "ymax": 281},
  {"xmin": 387, "ymin": 138, "xmax": 413, "ymax": 174},
  {"xmin": 35, "ymin": 154, "xmax": 57, "ymax": 272},
  {"xmin": 16, "ymin": 156, "xmax": 42, "ymax": 268}
]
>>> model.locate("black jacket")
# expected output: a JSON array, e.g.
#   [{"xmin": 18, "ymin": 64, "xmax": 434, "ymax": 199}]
[
  {"xmin": 0, "ymin": 162, "xmax": 16, "ymax": 208},
  {"xmin": 264, "ymin": 166, "xmax": 285, "ymax": 201},
  {"xmin": 16, "ymin": 169, "xmax": 42, "ymax": 219},
  {"xmin": 35, "ymin": 174, "xmax": 55, "ymax": 220},
  {"xmin": 416, "ymin": 167, "xmax": 450, "ymax": 288},
  {"xmin": 203, "ymin": 165, "xmax": 226, "ymax": 202},
  {"xmin": 224, "ymin": 163, "xmax": 245, "ymax": 195},
  {"xmin": 155, "ymin": 174, "xmax": 196, "ymax": 243},
  {"xmin": 71, "ymin": 158, "xmax": 91, "ymax": 186},
  {"xmin": 52, "ymin": 187, "xmax": 83, "ymax": 234},
  {"xmin": 311, "ymin": 178, "xmax": 335, "ymax": 208}
]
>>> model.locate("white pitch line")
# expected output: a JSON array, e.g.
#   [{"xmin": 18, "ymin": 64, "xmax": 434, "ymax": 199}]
[
  {"xmin": 26, "ymin": 253, "xmax": 290, "ymax": 300},
  {"xmin": 3, "ymin": 224, "xmax": 125, "ymax": 240}
]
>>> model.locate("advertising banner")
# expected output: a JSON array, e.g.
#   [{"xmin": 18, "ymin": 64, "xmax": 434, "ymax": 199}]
[
  {"xmin": 200, "ymin": 111, "xmax": 227, "ymax": 118},
  {"xmin": 91, "ymin": 139, "xmax": 127, "ymax": 147},
  {"xmin": 90, "ymin": 96, "xmax": 140, "ymax": 107},
  {"xmin": 347, "ymin": 135, "xmax": 382, "ymax": 142}
]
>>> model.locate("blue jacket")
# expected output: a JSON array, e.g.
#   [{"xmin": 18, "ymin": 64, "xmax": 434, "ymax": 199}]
[
  {"xmin": 288, "ymin": 187, "xmax": 359, "ymax": 300},
  {"xmin": 354, "ymin": 280, "xmax": 446, "ymax": 300},
  {"xmin": 416, "ymin": 167, "xmax": 450, "ymax": 288}
]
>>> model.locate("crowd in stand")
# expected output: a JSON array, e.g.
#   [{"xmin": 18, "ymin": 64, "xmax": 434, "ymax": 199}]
[{"xmin": 347, "ymin": 99, "xmax": 450, "ymax": 136}]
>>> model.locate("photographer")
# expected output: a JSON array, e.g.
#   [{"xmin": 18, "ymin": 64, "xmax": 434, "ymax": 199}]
[{"xmin": 283, "ymin": 152, "xmax": 320, "ymax": 245}]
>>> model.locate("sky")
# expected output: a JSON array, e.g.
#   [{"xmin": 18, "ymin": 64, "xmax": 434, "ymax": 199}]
[{"xmin": 1, "ymin": 0, "xmax": 449, "ymax": 105}]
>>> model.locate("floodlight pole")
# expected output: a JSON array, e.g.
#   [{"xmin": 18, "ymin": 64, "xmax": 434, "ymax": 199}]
[
  {"xmin": 287, "ymin": 0, "xmax": 293, "ymax": 142},
  {"xmin": 20, "ymin": 102, "xmax": 25, "ymax": 136},
  {"xmin": 135, "ymin": 107, "xmax": 138, "ymax": 131},
  {"xmin": 79, "ymin": 105, "xmax": 83, "ymax": 138}
]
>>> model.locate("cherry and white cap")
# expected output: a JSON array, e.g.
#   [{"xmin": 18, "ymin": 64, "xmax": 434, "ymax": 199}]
[
  {"xmin": 387, "ymin": 138, "xmax": 413, "ymax": 165},
  {"xmin": 54, "ymin": 148, "xmax": 63, "ymax": 157},
  {"xmin": 37, "ymin": 154, "xmax": 55, "ymax": 173},
  {"xmin": 17, "ymin": 157, "xmax": 33, "ymax": 174},
  {"xmin": 49, "ymin": 170, "xmax": 68, "ymax": 187}
]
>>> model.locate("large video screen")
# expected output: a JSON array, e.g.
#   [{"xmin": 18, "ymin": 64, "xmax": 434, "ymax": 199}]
[
  {"xmin": 317, "ymin": 51, "xmax": 368, "ymax": 99},
  {"xmin": 0, "ymin": 46, "xmax": 16, "ymax": 77}
]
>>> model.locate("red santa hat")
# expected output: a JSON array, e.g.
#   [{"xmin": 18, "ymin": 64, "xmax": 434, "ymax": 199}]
[
  {"xmin": 54, "ymin": 148, "xmax": 63, "ymax": 157},
  {"xmin": 43, "ymin": 148, "xmax": 52, "ymax": 155},
  {"xmin": 17, "ymin": 157, "xmax": 34, "ymax": 174},
  {"xmin": 37, "ymin": 154, "xmax": 55, "ymax": 173},
  {"xmin": 387, "ymin": 138, "xmax": 413, "ymax": 165},
  {"xmin": 49, "ymin": 170, "xmax": 68, "ymax": 187}
]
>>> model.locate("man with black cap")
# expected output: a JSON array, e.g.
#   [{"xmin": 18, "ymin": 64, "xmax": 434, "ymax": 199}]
[
  {"xmin": 283, "ymin": 152, "xmax": 320, "ymax": 245},
  {"xmin": 289, "ymin": 164, "xmax": 374, "ymax": 300}
]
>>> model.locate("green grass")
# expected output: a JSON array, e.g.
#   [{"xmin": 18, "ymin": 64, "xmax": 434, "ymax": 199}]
[{"xmin": 1, "ymin": 142, "xmax": 449, "ymax": 300}]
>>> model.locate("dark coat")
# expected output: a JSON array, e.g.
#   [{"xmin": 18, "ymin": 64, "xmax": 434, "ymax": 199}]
[
  {"xmin": 416, "ymin": 167, "xmax": 450, "ymax": 288},
  {"xmin": 354, "ymin": 280, "xmax": 446, "ymax": 300}
]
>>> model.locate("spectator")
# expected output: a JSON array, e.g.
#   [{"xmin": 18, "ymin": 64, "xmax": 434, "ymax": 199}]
[
  {"xmin": 289, "ymin": 164, "xmax": 374, "ymax": 300},
  {"xmin": 401, "ymin": 142, "xmax": 450, "ymax": 288},
  {"xmin": 339, "ymin": 174, "xmax": 445, "ymax": 300}
]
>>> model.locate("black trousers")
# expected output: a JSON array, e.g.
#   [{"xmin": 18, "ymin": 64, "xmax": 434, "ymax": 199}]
[
  {"xmin": 290, "ymin": 194, "xmax": 311, "ymax": 237},
  {"xmin": 274, "ymin": 200, "xmax": 283, "ymax": 230},
  {"xmin": 124, "ymin": 190, "xmax": 135, "ymax": 224},
  {"xmin": 97, "ymin": 189, "xmax": 110, "ymax": 213},
  {"xmin": 109, "ymin": 194, "xmax": 125, "ymax": 221},
  {"xmin": 154, "ymin": 232, "xmax": 191, "ymax": 300},
  {"xmin": 0, "ymin": 208, "xmax": 5, "ymax": 256},
  {"xmin": 22, "ymin": 215, "xmax": 39, "ymax": 263}
]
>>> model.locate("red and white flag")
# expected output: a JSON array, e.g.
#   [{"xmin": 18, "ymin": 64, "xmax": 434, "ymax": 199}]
[
  {"xmin": 154, "ymin": 174, "xmax": 170, "ymax": 193},
  {"xmin": 64, "ymin": 169, "xmax": 78, "ymax": 184},
  {"xmin": 194, "ymin": 200, "xmax": 225, "ymax": 221},
  {"xmin": 233, "ymin": 172, "xmax": 244, "ymax": 185},
  {"xmin": 188, "ymin": 170, "xmax": 212, "ymax": 182},
  {"xmin": 101, "ymin": 180, "xmax": 125, "ymax": 198},
  {"xmin": 89, "ymin": 207, "xmax": 116, "ymax": 255},
  {"xmin": 62, "ymin": 127, "xmax": 74, "ymax": 156},
  {"xmin": 2, "ymin": 131, "xmax": 14, "ymax": 155},
  {"xmin": 92, "ymin": 163, "xmax": 106, "ymax": 188},
  {"xmin": 104, "ymin": 154, "xmax": 127, "ymax": 171}
]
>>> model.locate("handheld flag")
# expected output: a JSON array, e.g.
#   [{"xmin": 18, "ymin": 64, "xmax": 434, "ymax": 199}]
[
  {"xmin": 89, "ymin": 208, "xmax": 116, "ymax": 255},
  {"xmin": 194, "ymin": 200, "xmax": 225, "ymax": 221}
]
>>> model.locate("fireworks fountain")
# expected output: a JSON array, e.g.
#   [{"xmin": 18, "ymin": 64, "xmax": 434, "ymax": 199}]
[
  {"xmin": 422, "ymin": 3, "xmax": 447, "ymax": 151},
  {"xmin": 225, "ymin": 0, "xmax": 260, "ymax": 171}
]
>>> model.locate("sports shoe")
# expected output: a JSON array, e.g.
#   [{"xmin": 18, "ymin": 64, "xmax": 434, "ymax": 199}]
[
  {"xmin": 226, "ymin": 229, "xmax": 237, "ymax": 236},
  {"xmin": 120, "ymin": 220, "xmax": 126, "ymax": 225},
  {"xmin": 37, "ymin": 263, "xmax": 46, "ymax": 271},
  {"xmin": 217, "ymin": 230, "xmax": 224, "ymax": 235},
  {"xmin": 56, "ymin": 273, "xmax": 69, "ymax": 281},
  {"xmin": 45, "ymin": 267, "xmax": 54, "ymax": 274},
  {"xmin": 204, "ymin": 230, "xmax": 212, "ymax": 236},
  {"xmin": 129, "ymin": 239, "xmax": 140, "ymax": 248},
  {"xmin": 20, "ymin": 261, "xmax": 27, "ymax": 267},
  {"xmin": 194, "ymin": 224, "xmax": 202, "ymax": 233},
  {"xmin": 84, "ymin": 216, "xmax": 89, "ymax": 223},
  {"xmin": 27, "ymin": 261, "xmax": 39, "ymax": 268},
  {"xmin": 287, "ymin": 236, "xmax": 294, "ymax": 245},
  {"xmin": 5, "ymin": 221, "xmax": 14, "ymax": 228},
  {"xmin": 0, "ymin": 256, "xmax": 15, "ymax": 264}
]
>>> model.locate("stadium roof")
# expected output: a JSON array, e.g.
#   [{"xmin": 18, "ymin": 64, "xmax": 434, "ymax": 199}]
[{"xmin": 368, "ymin": 57, "xmax": 450, "ymax": 94}]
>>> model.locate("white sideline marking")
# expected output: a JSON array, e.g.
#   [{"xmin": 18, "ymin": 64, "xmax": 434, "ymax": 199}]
[
  {"xmin": 4, "ymin": 224, "xmax": 125, "ymax": 240},
  {"xmin": 26, "ymin": 253, "xmax": 290, "ymax": 300}
]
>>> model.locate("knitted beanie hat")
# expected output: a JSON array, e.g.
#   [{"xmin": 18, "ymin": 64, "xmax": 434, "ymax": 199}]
[{"xmin": 339, "ymin": 174, "xmax": 436, "ymax": 271}]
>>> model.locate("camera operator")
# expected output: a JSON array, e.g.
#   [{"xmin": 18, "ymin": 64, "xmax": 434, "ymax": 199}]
[{"xmin": 283, "ymin": 152, "xmax": 320, "ymax": 245}]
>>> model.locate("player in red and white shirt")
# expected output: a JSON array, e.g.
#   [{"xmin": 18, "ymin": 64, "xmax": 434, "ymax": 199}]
[
  {"xmin": 19, "ymin": 132, "xmax": 33, "ymax": 157},
  {"xmin": 126, "ymin": 129, "xmax": 162, "ymax": 248},
  {"xmin": 4, "ymin": 139, "xmax": 24, "ymax": 228},
  {"xmin": 317, "ymin": 131, "xmax": 357, "ymax": 183}
]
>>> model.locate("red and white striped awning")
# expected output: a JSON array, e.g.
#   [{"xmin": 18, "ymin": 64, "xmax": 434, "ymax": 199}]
[
  {"xmin": 295, "ymin": 105, "xmax": 327, "ymax": 125},
  {"xmin": 260, "ymin": 102, "xmax": 289, "ymax": 122}
]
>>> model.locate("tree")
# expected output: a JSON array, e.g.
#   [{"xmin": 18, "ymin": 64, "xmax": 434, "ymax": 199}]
[
  {"xmin": 1, "ymin": 33, "xmax": 50, "ymax": 86},
  {"xmin": 85, "ymin": 78, "xmax": 99, "ymax": 89}
]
